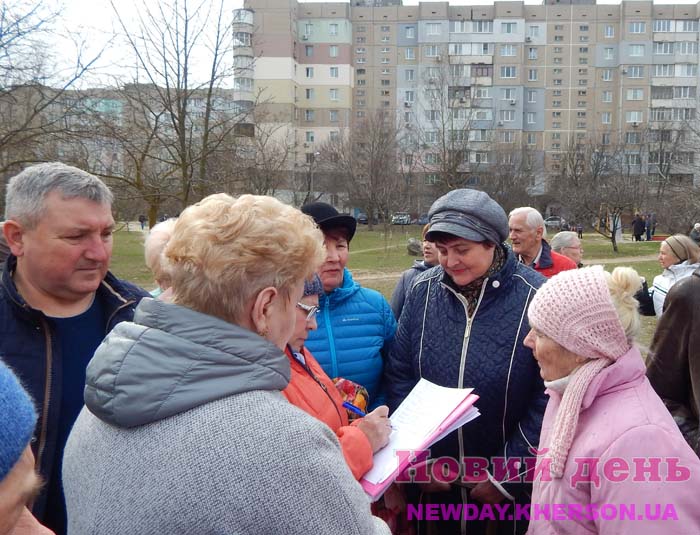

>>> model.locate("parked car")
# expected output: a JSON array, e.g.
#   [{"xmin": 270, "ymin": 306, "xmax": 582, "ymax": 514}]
[
  {"xmin": 416, "ymin": 213, "xmax": 429, "ymax": 225},
  {"xmin": 356, "ymin": 212, "xmax": 368, "ymax": 224},
  {"xmin": 391, "ymin": 212, "xmax": 412, "ymax": 225},
  {"xmin": 544, "ymin": 215, "xmax": 566, "ymax": 231}
]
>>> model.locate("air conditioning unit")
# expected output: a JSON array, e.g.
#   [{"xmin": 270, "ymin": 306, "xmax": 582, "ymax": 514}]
[
  {"xmin": 622, "ymin": 69, "xmax": 628, "ymax": 74},
  {"xmin": 404, "ymin": 101, "xmax": 411, "ymax": 107},
  {"xmin": 509, "ymin": 99, "xmax": 516, "ymax": 106},
  {"xmin": 301, "ymin": 35, "xmax": 309, "ymax": 41},
  {"xmin": 303, "ymin": 142, "xmax": 309, "ymax": 147},
  {"xmin": 459, "ymin": 97, "xmax": 467, "ymax": 103},
  {"xmin": 525, "ymin": 36, "xmax": 532, "ymax": 42},
  {"xmin": 497, "ymin": 121, "xmax": 504, "ymax": 126},
  {"xmin": 428, "ymin": 77, "xmax": 437, "ymax": 84},
  {"xmin": 435, "ymin": 55, "xmax": 442, "ymax": 62}
]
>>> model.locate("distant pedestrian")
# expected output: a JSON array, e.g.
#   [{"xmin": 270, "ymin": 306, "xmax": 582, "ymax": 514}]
[
  {"xmin": 632, "ymin": 214, "xmax": 645, "ymax": 242},
  {"xmin": 645, "ymin": 214, "xmax": 652, "ymax": 241},
  {"xmin": 576, "ymin": 223, "xmax": 583, "ymax": 239},
  {"xmin": 138, "ymin": 214, "xmax": 147, "ymax": 230}
]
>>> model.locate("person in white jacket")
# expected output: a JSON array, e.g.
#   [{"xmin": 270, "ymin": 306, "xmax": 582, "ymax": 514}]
[{"xmin": 647, "ymin": 234, "xmax": 700, "ymax": 316}]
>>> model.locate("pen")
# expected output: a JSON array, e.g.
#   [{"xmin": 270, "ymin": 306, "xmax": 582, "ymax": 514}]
[{"xmin": 342, "ymin": 401, "xmax": 366, "ymax": 417}]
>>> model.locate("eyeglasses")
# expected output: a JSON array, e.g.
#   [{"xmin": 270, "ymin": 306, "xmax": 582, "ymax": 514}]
[{"xmin": 296, "ymin": 302, "xmax": 319, "ymax": 321}]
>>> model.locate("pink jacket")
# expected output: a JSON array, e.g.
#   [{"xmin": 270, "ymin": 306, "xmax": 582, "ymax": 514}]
[{"xmin": 529, "ymin": 347, "xmax": 700, "ymax": 534}]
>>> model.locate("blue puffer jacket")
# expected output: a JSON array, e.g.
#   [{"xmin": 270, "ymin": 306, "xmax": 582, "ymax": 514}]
[
  {"xmin": 0, "ymin": 255, "xmax": 148, "ymax": 518},
  {"xmin": 386, "ymin": 247, "xmax": 547, "ymax": 496},
  {"xmin": 305, "ymin": 268, "xmax": 396, "ymax": 408}
]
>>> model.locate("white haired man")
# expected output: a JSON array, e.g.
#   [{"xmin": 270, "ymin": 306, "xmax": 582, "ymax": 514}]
[
  {"xmin": 550, "ymin": 231, "xmax": 584, "ymax": 268},
  {"xmin": 509, "ymin": 207, "xmax": 577, "ymax": 278},
  {"xmin": 0, "ymin": 163, "xmax": 149, "ymax": 534}
]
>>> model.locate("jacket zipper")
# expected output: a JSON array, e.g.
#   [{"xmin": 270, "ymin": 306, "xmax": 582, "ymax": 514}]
[
  {"xmin": 292, "ymin": 349, "xmax": 344, "ymax": 426},
  {"xmin": 323, "ymin": 294, "xmax": 339, "ymax": 379},
  {"xmin": 36, "ymin": 317, "xmax": 53, "ymax": 472},
  {"xmin": 105, "ymin": 300, "xmax": 135, "ymax": 332}
]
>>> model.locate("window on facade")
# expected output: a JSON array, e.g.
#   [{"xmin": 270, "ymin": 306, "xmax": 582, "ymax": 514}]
[
  {"xmin": 381, "ymin": 25, "xmax": 390, "ymax": 32},
  {"xmin": 554, "ymin": 36, "xmax": 563, "ymax": 42},
  {"xmin": 628, "ymin": 65, "xmax": 644, "ymax": 78},
  {"xmin": 528, "ymin": 25, "xmax": 540, "ymax": 37},
  {"xmin": 682, "ymin": 20, "xmax": 699, "ymax": 32},
  {"xmin": 356, "ymin": 79, "xmax": 365, "ymax": 86},
  {"xmin": 501, "ymin": 22, "xmax": 516, "ymax": 34},
  {"xmin": 305, "ymin": 45, "xmax": 314, "ymax": 57},
  {"xmin": 528, "ymin": 69, "xmax": 538, "ymax": 81},
  {"xmin": 626, "ymin": 88, "xmax": 643, "ymax": 100},
  {"xmin": 474, "ymin": 87, "xmax": 491, "ymax": 99},
  {"xmin": 328, "ymin": 23, "xmax": 338, "ymax": 36},
  {"xmin": 405, "ymin": 69, "xmax": 415, "ymax": 81},
  {"xmin": 329, "ymin": 88, "xmax": 339, "ymax": 101},
  {"xmin": 629, "ymin": 44, "xmax": 645, "ymax": 56},
  {"xmin": 305, "ymin": 131, "xmax": 314, "ymax": 142},
  {"xmin": 527, "ymin": 133, "xmax": 536, "ymax": 145},
  {"xmin": 605, "ymin": 25, "xmax": 614, "ymax": 38},
  {"xmin": 678, "ymin": 41, "xmax": 698, "ymax": 55},
  {"xmin": 500, "ymin": 66, "xmax": 516, "ymax": 78},
  {"xmin": 501, "ymin": 131, "xmax": 514, "ymax": 143},
  {"xmin": 305, "ymin": 88, "xmax": 314, "ymax": 99},
  {"xmin": 553, "ymin": 57, "xmax": 562, "ymax": 64},
  {"xmin": 501, "ymin": 44, "xmax": 516, "ymax": 56},
  {"xmin": 604, "ymin": 48, "xmax": 614, "ymax": 60},
  {"xmin": 674, "ymin": 86, "xmax": 696, "ymax": 98},
  {"xmin": 654, "ymin": 64, "xmax": 673, "ymax": 77},
  {"xmin": 329, "ymin": 110, "xmax": 338, "ymax": 122},
  {"xmin": 405, "ymin": 90, "xmax": 414, "ymax": 102},
  {"xmin": 502, "ymin": 88, "xmax": 515, "ymax": 100},
  {"xmin": 680, "ymin": 64, "xmax": 698, "ymax": 77},
  {"xmin": 601, "ymin": 133, "xmax": 610, "ymax": 145},
  {"xmin": 405, "ymin": 48, "xmax": 415, "ymax": 60},
  {"xmin": 381, "ymin": 68, "xmax": 390, "ymax": 74},
  {"xmin": 528, "ymin": 47, "xmax": 537, "ymax": 60},
  {"xmin": 450, "ymin": 64, "xmax": 465, "ymax": 77},
  {"xmin": 625, "ymin": 154, "xmax": 641, "ymax": 166},
  {"xmin": 405, "ymin": 26, "xmax": 416, "ymax": 39},
  {"xmin": 427, "ymin": 23, "xmax": 441, "ymax": 35},
  {"xmin": 602, "ymin": 112, "xmax": 612, "ymax": 124},
  {"xmin": 381, "ymin": 57, "xmax": 390, "ymax": 64},
  {"xmin": 553, "ymin": 79, "xmax": 562, "ymax": 85},
  {"xmin": 528, "ymin": 90, "xmax": 536, "ymax": 103},
  {"xmin": 625, "ymin": 132, "xmax": 640, "ymax": 144},
  {"xmin": 329, "ymin": 45, "xmax": 338, "ymax": 58},
  {"xmin": 381, "ymin": 79, "xmax": 390, "ymax": 86},
  {"xmin": 473, "ymin": 21, "xmax": 493, "ymax": 33},
  {"xmin": 500, "ymin": 110, "xmax": 515, "ymax": 122},
  {"xmin": 654, "ymin": 42, "xmax": 673, "ymax": 55},
  {"xmin": 356, "ymin": 36, "xmax": 366, "ymax": 43},
  {"xmin": 602, "ymin": 69, "xmax": 612, "ymax": 81},
  {"xmin": 305, "ymin": 67, "xmax": 314, "ymax": 78},
  {"xmin": 450, "ymin": 21, "xmax": 467, "ymax": 33},
  {"xmin": 602, "ymin": 91, "xmax": 612, "ymax": 103},
  {"xmin": 653, "ymin": 20, "xmax": 671, "ymax": 32},
  {"xmin": 626, "ymin": 111, "xmax": 643, "ymax": 123},
  {"xmin": 629, "ymin": 22, "xmax": 646, "ymax": 33},
  {"xmin": 527, "ymin": 112, "xmax": 536, "ymax": 124},
  {"xmin": 330, "ymin": 67, "xmax": 338, "ymax": 78},
  {"xmin": 305, "ymin": 110, "xmax": 314, "ymax": 121}
]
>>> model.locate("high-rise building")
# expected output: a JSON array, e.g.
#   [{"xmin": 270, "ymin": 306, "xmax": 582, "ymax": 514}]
[{"xmin": 241, "ymin": 0, "xmax": 700, "ymax": 210}]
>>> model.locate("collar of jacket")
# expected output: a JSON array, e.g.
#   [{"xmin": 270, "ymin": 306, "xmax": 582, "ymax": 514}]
[
  {"xmin": 84, "ymin": 297, "xmax": 291, "ymax": 428},
  {"xmin": 534, "ymin": 240, "xmax": 554, "ymax": 270},
  {"xmin": 440, "ymin": 243, "xmax": 517, "ymax": 294},
  {"xmin": 1, "ymin": 254, "xmax": 140, "ymax": 324},
  {"xmin": 324, "ymin": 268, "xmax": 361, "ymax": 305}
]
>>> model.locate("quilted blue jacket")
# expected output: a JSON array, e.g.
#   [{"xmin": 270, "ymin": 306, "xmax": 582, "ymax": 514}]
[
  {"xmin": 304, "ymin": 268, "xmax": 396, "ymax": 408},
  {"xmin": 386, "ymin": 246, "xmax": 547, "ymax": 494}
]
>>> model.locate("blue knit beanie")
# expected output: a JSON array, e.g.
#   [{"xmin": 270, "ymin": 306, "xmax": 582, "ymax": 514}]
[
  {"xmin": 0, "ymin": 360, "xmax": 37, "ymax": 480},
  {"xmin": 303, "ymin": 274, "xmax": 324, "ymax": 297}
]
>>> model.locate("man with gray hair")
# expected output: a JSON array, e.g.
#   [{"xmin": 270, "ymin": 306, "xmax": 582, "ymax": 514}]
[
  {"xmin": 550, "ymin": 230, "xmax": 584, "ymax": 268},
  {"xmin": 508, "ymin": 207, "xmax": 576, "ymax": 278},
  {"xmin": 0, "ymin": 163, "xmax": 148, "ymax": 534}
]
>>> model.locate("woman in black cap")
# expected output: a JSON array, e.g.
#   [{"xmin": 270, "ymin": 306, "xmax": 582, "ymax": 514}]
[
  {"xmin": 385, "ymin": 189, "xmax": 547, "ymax": 535},
  {"xmin": 301, "ymin": 202, "xmax": 396, "ymax": 409}
]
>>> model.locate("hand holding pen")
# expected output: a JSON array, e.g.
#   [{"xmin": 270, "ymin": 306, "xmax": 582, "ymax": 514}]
[{"xmin": 351, "ymin": 404, "xmax": 392, "ymax": 453}]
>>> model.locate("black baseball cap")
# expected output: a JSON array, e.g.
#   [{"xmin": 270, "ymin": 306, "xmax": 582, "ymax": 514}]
[{"xmin": 301, "ymin": 202, "xmax": 357, "ymax": 242}]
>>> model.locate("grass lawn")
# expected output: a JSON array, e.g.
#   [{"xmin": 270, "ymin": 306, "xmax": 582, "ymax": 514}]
[{"xmin": 110, "ymin": 226, "xmax": 662, "ymax": 348}]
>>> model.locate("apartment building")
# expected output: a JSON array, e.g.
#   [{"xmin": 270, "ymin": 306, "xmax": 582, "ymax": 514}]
[{"xmin": 240, "ymin": 0, "xmax": 700, "ymax": 211}]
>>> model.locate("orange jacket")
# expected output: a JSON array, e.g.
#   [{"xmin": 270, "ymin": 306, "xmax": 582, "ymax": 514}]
[{"xmin": 282, "ymin": 346, "xmax": 373, "ymax": 480}]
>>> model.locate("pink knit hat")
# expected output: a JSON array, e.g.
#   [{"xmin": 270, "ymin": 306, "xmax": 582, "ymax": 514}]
[{"xmin": 528, "ymin": 266, "xmax": 630, "ymax": 478}]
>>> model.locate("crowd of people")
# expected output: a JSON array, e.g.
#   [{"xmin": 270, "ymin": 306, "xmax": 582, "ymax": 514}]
[{"xmin": 1, "ymin": 162, "xmax": 699, "ymax": 535}]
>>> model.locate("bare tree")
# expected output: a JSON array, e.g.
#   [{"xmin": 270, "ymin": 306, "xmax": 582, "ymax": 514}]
[
  {"xmin": 485, "ymin": 141, "xmax": 540, "ymax": 213},
  {"xmin": 110, "ymin": 0, "xmax": 250, "ymax": 211},
  {"xmin": 319, "ymin": 110, "xmax": 407, "ymax": 231},
  {"xmin": 552, "ymin": 135, "xmax": 649, "ymax": 252}
]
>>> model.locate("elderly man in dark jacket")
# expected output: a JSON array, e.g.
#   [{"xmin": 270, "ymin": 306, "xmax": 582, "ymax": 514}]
[
  {"xmin": 386, "ymin": 189, "xmax": 547, "ymax": 535},
  {"xmin": 0, "ymin": 163, "xmax": 148, "ymax": 534}
]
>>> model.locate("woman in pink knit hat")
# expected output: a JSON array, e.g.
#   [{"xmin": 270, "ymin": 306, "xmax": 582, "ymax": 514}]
[{"xmin": 525, "ymin": 265, "xmax": 700, "ymax": 534}]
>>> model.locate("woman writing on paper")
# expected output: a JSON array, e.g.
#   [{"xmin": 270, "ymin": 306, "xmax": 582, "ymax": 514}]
[
  {"xmin": 525, "ymin": 266, "xmax": 700, "ymax": 534},
  {"xmin": 283, "ymin": 275, "xmax": 392, "ymax": 480},
  {"xmin": 386, "ymin": 189, "xmax": 548, "ymax": 535}
]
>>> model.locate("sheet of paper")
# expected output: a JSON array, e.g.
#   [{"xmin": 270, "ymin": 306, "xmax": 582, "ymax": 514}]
[{"xmin": 363, "ymin": 379, "xmax": 478, "ymax": 485}]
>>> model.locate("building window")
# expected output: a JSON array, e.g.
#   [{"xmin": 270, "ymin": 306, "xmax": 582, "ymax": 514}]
[
  {"xmin": 680, "ymin": 64, "xmax": 698, "ymax": 77},
  {"xmin": 305, "ymin": 110, "xmax": 314, "ymax": 121},
  {"xmin": 501, "ymin": 44, "xmax": 516, "ymax": 56},
  {"xmin": 677, "ymin": 41, "xmax": 698, "ymax": 55},
  {"xmin": 629, "ymin": 22, "xmax": 646, "ymax": 33},
  {"xmin": 425, "ymin": 45, "xmax": 440, "ymax": 57},
  {"xmin": 501, "ymin": 131, "xmax": 514, "ymax": 143},
  {"xmin": 356, "ymin": 111, "xmax": 364, "ymax": 117},
  {"xmin": 500, "ymin": 109, "xmax": 515, "ymax": 122},
  {"xmin": 528, "ymin": 25, "xmax": 540, "ymax": 38},
  {"xmin": 629, "ymin": 44, "xmax": 645, "ymax": 57},
  {"xmin": 654, "ymin": 64, "xmax": 673, "ymax": 77},
  {"xmin": 602, "ymin": 69, "xmax": 612, "ymax": 81},
  {"xmin": 381, "ymin": 79, "xmax": 390, "ymax": 86},
  {"xmin": 527, "ymin": 112, "xmax": 536, "ymax": 124},
  {"xmin": 502, "ymin": 88, "xmax": 515, "ymax": 100},
  {"xmin": 625, "ymin": 131, "xmax": 640, "ymax": 144},
  {"xmin": 628, "ymin": 65, "xmax": 643, "ymax": 78},
  {"xmin": 674, "ymin": 86, "xmax": 695, "ymax": 98},
  {"xmin": 602, "ymin": 112, "xmax": 612, "ymax": 124},
  {"xmin": 305, "ymin": 45, "xmax": 313, "ymax": 57},
  {"xmin": 356, "ymin": 57, "xmax": 366, "ymax": 64},
  {"xmin": 625, "ymin": 154, "xmax": 641, "ymax": 166},
  {"xmin": 329, "ymin": 88, "xmax": 339, "ymax": 101},
  {"xmin": 329, "ymin": 45, "xmax": 338, "ymax": 58},
  {"xmin": 381, "ymin": 57, "xmax": 390, "ymax": 64},
  {"xmin": 330, "ymin": 66, "xmax": 338, "ymax": 78},
  {"xmin": 405, "ymin": 69, "xmax": 414, "ymax": 81},
  {"xmin": 605, "ymin": 25, "xmax": 614, "ymax": 38},
  {"xmin": 405, "ymin": 48, "xmax": 415, "ymax": 60},
  {"xmin": 626, "ymin": 111, "xmax": 643, "ymax": 123},
  {"xmin": 305, "ymin": 88, "xmax": 314, "ymax": 99},
  {"xmin": 405, "ymin": 90, "xmax": 414, "ymax": 103},
  {"xmin": 626, "ymin": 88, "xmax": 643, "ymax": 100},
  {"xmin": 305, "ymin": 67, "xmax": 314, "ymax": 78},
  {"xmin": 356, "ymin": 36, "xmax": 366, "ymax": 43},
  {"xmin": 356, "ymin": 79, "xmax": 365, "ymax": 85},
  {"xmin": 527, "ymin": 90, "xmax": 536, "ymax": 103},
  {"xmin": 329, "ymin": 110, "xmax": 338, "ymax": 122},
  {"xmin": 604, "ymin": 48, "xmax": 614, "ymax": 60},
  {"xmin": 554, "ymin": 35, "xmax": 563, "ymax": 42},
  {"xmin": 653, "ymin": 20, "xmax": 671, "ymax": 32},
  {"xmin": 554, "ymin": 24, "xmax": 564, "ymax": 31},
  {"xmin": 450, "ymin": 21, "xmax": 466, "ymax": 33},
  {"xmin": 304, "ymin": 23, "xmax": 313, "ymax": 36},
  {"xmin": 329, "ymin": 23, "xmax": 338, "ymax": 36},
  {"xmin": 602, "ymin": 91, "xmax": 612, "ymax": 103},
  {"xmin": 528, "ymin": 47, "xmax": 537, "ymax": 60},
  {"xmin": 654, "ymin": 42, "xmax": 673, "ymax": 55},
  {"xmin": 682, "ymin": 20, "xmax": 699, "ymax": 32},
  {"xmin": 501, "ymin": 22, "xmax": 517, "ymax": 34},
  {"xmin": 528, "ymin": 69, "xmax": 538, "ymax": 81},
  {"xmin": 427, "ymin": 23, "xmax": 441, "ymax": 35},
  {"xmin": 381, "ymin": 25, "xmax": 390, "ymax": 32},
  {"xmin": 600, "ymin": 133, "xmax": 610, "ymax": 145},
  {"xmin": 305, "ymin": 131, "xmax": 314, "ymax": 142},
  {"xmin": 553, "ymin": 79, "xmax": 562, "ymax": 85},
  {"xmin": 527, "ymin": 133, "xmax": 536, "ymax": 145},
  {"xmin": 473, "ymin": 20, "xmax": 493, "ymax": 33},
  {"xmin": 500, "ymin": 66, "xmax": 516, "ymax": 79}
]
